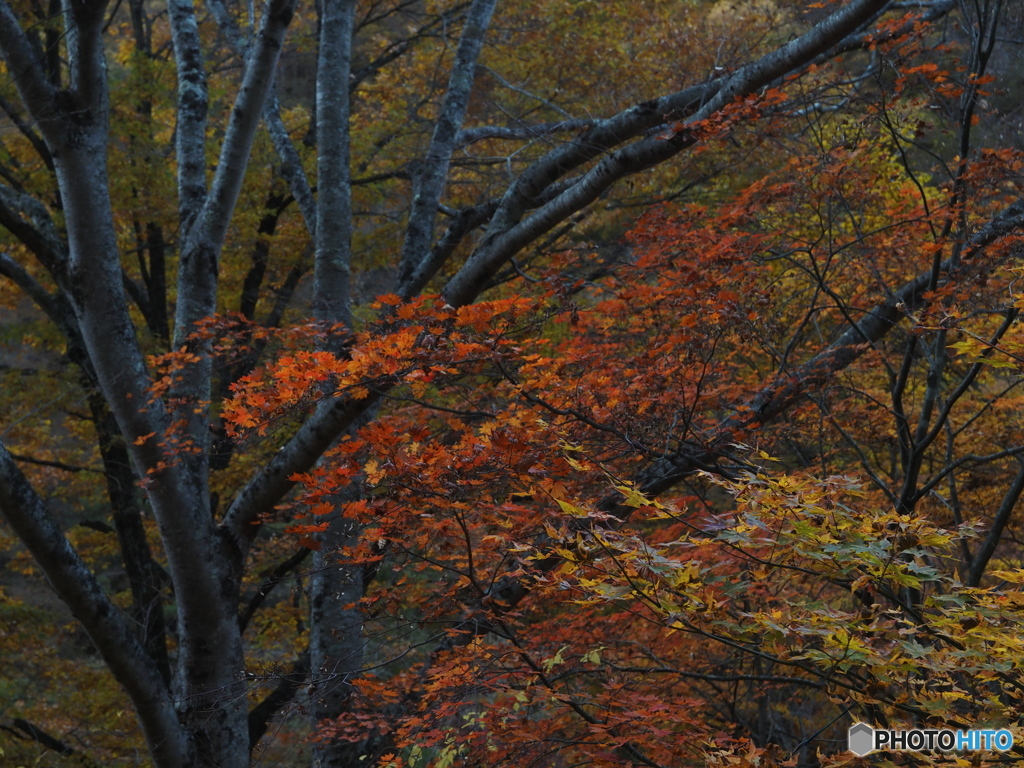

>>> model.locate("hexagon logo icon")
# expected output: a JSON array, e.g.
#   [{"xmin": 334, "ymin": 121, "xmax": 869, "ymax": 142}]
[{"xmin": 848, "ymin": 722, "xmax": 874, "ymax": 756}]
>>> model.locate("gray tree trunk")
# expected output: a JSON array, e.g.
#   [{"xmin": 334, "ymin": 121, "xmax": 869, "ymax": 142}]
[{"xmin": 308, "ymin": 3, "xmax": 366, "ymax": 765}]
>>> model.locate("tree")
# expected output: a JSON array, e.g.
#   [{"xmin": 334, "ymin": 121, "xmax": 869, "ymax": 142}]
[{"xmin": 1, "ymin": 0, "xmax": 1023, "ymax": 766}]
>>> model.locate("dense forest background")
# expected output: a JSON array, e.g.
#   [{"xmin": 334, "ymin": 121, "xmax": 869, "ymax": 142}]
[{"xmin": 2, "ymin": 0, "xmax": 1024, "ymax": 766}]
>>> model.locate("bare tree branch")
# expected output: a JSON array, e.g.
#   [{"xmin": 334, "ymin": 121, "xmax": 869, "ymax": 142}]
[
  {"xmin": 9, "ymin": 452, "xmax": 103, "ymax": 474},
  {"xmin": 399, "ymin": 199, "xmax": 498, "ymax": 298},
  {"xmin": 0, "ymin": 251, "xmax": 67, "ymax": 329},
  {"xmin": 248, "ymin": 651, "xmax": 310, "ymax": 750},
  {"xmin": 455, "ymin": 119, "xmax": 595, "ymax": 148},
  {"xmin": 240, "ymin": 547, "xmax": 312, "ymax": 632},
  {"xmin": 8, "ymin": 719, "xmax": 75, "ymax": 757},
  {"xmin": 223, "ymin": 393, "xmax": 379, "ymax": 545},
  {"xmin": 173, "ymin": 0, "xmax": 299, "ymax": 348},
  {"xmin": 167, "ymin": 0, "xmax": 209, "ymax": 230},
  {"xmin": 968, "ymin": 459, "xmax": 1024, "ymax": 587},
  {"xmin": 442, "ymin": 0, "xmax": 891, "ymax": 307},
  {"xmin": 0, "ymin": 92, "xmax": 55, "ymax": 171},
  {"xmin": 0, "ymin": 442, "xmax": 187, "ymax": 768},
  {"xmin": 397, "ymin": 0, "xmax": 499, "ymax": 290},
  {"xmin": 264, "ymin": 93, "xmax": 318, "ymax": 233},
  {"xmin": 0, "ymin": 0, "xmax": 60, "ymax": 131},
  {"xmin": 204, "ymin": 0, "xmax": 318, "ymax": 234},
  {"xmin": 0, "ymin": 183, "xmax": 66, "ymax": 279}
]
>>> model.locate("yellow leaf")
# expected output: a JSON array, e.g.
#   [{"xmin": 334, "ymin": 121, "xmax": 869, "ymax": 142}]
[
  {"xmin": 556, "ymin": 498, "xmax": 587, "ymax": 517},
  {"xmin": 365, "ymin": 459, "xmax": 386, "ymax": 485}
]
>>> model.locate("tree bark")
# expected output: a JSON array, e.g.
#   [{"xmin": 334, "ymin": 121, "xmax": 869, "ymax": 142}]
[
  {"xmin": 313, "ymin": 0, "xmax": 357, "ymax": 333},
  {"xmin": 309, "ymin": 3, "xmax": 366, "ymax": 764}
]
